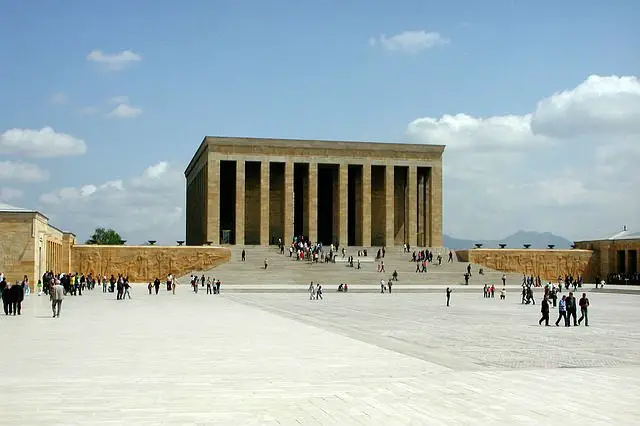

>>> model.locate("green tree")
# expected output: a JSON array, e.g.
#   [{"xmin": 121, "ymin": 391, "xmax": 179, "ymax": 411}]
[{"xmin": 86, "ymin": 227, "xmax": 123, "ymax": 245}]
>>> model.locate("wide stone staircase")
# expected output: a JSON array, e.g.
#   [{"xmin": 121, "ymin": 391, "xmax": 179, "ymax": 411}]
[{"xmin": 182, "ymin": 245, "xmax": 524, "ymax": 290}]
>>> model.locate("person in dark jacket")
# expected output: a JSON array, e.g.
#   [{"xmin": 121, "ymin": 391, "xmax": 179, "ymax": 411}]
[
  {"xmin": 2, "ymin": 281, "xmax": 12, "ymax": 315},
  {"xmin": 10, "ymin": 281, "xmax": 24, "ymax": 315},
  {"xmin": 538, "ymin": 296, "xmax": 550, "ymax": 326},
  {"xmin": 565, "ymin": 292, "xmax": 578, "ymax": 326}
]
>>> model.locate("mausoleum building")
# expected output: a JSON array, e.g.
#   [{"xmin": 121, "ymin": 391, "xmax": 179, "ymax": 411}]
[{"xmin": 184, "ymin": 137, "xmax": 445, "ymax": 247}]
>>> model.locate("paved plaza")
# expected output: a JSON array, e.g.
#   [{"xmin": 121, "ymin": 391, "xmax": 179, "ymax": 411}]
[{"xmin": 2, "ymin": 288, "xmax": 639, "ymax": 425}]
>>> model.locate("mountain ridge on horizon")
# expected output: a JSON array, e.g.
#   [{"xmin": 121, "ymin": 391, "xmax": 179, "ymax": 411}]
[{"xmin": 444, "ymin": 230, "xmax": 573, "ymax": 250}]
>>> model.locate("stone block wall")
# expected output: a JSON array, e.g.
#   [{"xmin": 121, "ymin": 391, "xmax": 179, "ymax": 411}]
[
  {"xmin": 575, "ymin": 239, "xmax": 640, "ymax": 278},
  {"xmin": 0, "ymin": 213, "xmax": 35, "ymax": 284},
  {"xmin": 456, "ymin": 248, "xmax": 595, "ymax": 281},
  {"xmin": 70, "ymin": 245, "xmax": 231, "ymax": 282}
]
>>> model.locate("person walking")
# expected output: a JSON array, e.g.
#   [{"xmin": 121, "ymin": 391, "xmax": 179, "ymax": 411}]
[
  {"xmin": 566, "ymin": 292, "xmax": 578, "ymax": 326},
  {"xmin": 539, "ymin": 296, "xmax": 550, "ymax": 326},
  {"xmin": 10, "ymin": 281, "xmax": 24, "ymax": 315},
  {"xmin": 51, "ymin": 280, "xmax": 64, "ymax": 318},
  {"xmin": 123, "ymin": 280, "xmax": 132, "ymax": 299},
  {"xmin": 578, "ymin": 293, "xmax": 590, "ymax": 326},
  {"xmin": 555, "ymin": 295, "xmax": 568, "ymax": 326},
  {"xmin": 308, "ymin": 282, "xmax": 315, "ymax": 300}
]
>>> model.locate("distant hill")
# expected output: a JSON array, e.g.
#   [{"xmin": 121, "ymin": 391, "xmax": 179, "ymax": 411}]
[{"xmin": 444, "ymin": 231, "xmax": 573, "ymax": 250}]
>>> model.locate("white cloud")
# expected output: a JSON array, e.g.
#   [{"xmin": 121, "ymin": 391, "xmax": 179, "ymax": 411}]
[
  {"xmin": 407, "ymin": 75, "xmax": 640, "ymax": 240},
  {"xmin": 110, "ymin": 95, "xmax": 130, "ymax": 104},
  {"xmin": 107, "ymin": 103, "xmax": 143, "ymax": 119},
  {"xmin": 0, "ymin": 127, "xmax": 87, "ymax": 158},
  {"xmin": 0, "ymin": 161, "xmax": 49, "ymax": 182},
  {"xmin": 370, "ymin": 30, "xmax": 449, "ymax": 54},
  {"xmin": 39, "ymin": 161, "xmax": 184, "ymax": 244},
  {"xmin": 531, "ymin": 75, "xmax": 640, "ymax": 137},
  {"xmin": 87, "ymin": 49, "xmax": 141, "ymax": 71},
  {"xmin": 0, "ymin": 187, "xmax": 23, "ymax": 202},
  {"xmin": 49, "ymin": 92, "xmax": 68, "ymax": 105}
]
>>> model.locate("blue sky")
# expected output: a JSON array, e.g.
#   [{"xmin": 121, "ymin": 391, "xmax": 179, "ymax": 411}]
[{"xmin": 1, "ymin": 0, "xmax": 638, "ymax": 244}]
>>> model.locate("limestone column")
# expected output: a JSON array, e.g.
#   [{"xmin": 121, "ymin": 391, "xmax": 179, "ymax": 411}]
[
  {"xmin": 417, "ymin": 173, "xmax": 425, "ymax": 247},
  {"xmin": 206, "ymin": 157, "xmax": 220, "ymax": 245},
  {"xmin": 308, "ymin": 162, "xmax": 318, "ymax": 243},
  {"xmin": 362, "ymin": 164, "xmax": 371, "ymax": 247},
  {"xmin": 235, "ymin": 160, "xmax": 245, "ymax": 245},
  {"xmin": 385, "ymin": 165, "xmax": 395, "ymax": 247},
  {"xmin": 429, "ymin": 165, "xmax": 443, "ymax": 247},
  {"xmin": 284, "ymin": 161, "xmax": 294, "ymax": 244},
  {"xmin": 260, "ymin": 161, "xmax": 270, "ymax": 246},
  {"xmin": 407, "ymin": 165, "xmax": 417, "ymax": 248},
  {"xmin": 339, "ymin": 163, "xmax": 348, "ymax": 247}
]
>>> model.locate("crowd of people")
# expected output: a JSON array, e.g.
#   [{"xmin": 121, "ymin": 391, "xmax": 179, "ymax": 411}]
[
  {"xmin": 0, "ymin": 240, "xmax": 609, "ymax": 328},
  {"xmin": 539, "ymin": 291, "xmax": 590, "ymax": 327},
  {"xmin": 186, "ymin": 274, "xmax": 222, "ymax": 295},
  {"xmin": 607, "ymin": 272, "xmax": 640, "ymax": 285},
  {"xmin": 1, "ymin": 273, "xmax": 27, "ymax": 315}
]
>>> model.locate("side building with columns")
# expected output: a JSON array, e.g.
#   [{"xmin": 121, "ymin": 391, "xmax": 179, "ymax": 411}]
[
  {"xmin": 184, "ymin": 136, "xmax": 445, "ymax": 248},
  {"xmin": 0, "ymin": 202, "xmax": 75, "ymax": 288}
]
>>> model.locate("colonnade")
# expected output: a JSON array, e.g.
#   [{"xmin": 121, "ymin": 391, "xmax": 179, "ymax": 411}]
[{"xmin": 187, "ymin": 157, "xmax": 442, "ymax": 248}]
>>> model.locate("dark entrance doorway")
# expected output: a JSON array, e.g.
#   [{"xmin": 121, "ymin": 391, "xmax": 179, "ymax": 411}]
[
  {"xmin": 219, "ymin": 160, "xmax": 236, "ymax": 244},
  {"xmin": 617, "ymin": 250, "xmax": 626, "ymax": 274},
  {"xmin": 293, "ymin": 163, "xmax": 309, "ymax": 238},
  {"xmin": 317, "ymin": 164, "xmax": 338, "ymax": 245},
  {"xmin": 348, "ymin": 164, "xmax": 363, "ymax": 246}
]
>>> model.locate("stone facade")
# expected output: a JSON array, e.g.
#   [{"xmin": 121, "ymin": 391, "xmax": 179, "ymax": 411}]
[
  {"xmin": 2, "ymin": 207, "xmax": 231, "ymax": 287},
  {"xmin": 0, "ymin": 210, "xmax": 75, "ymax": 289},
  {"xmin": 185, "ymin": 137, "xmax": 445, "ymax": 247},
  {"xmin": 71, "ymin": 245, "xmax": 230, "ymax": 282},
  {"xmin": 456, "ymin": 249, "xmax": 595, "ymax": 282},
  {"xmin": 575, "ymin": 238, "xmax": 640, "ymax": 280}
]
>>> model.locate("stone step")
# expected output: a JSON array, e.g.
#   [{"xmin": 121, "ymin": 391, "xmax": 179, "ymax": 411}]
[{"xmin": 179, "ymin": 245, "xmax": 521, "ymax": 287}]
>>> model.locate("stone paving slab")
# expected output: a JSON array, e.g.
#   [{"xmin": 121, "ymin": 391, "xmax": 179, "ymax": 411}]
[{"xmin": 1, "ymin": 290, "xmax": 639, "ymax": 424}]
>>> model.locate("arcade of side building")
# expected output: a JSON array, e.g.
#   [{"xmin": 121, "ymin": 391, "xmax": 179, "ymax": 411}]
[{"xmin": 1, "ymin": 137, "xmax": 639, "ymax": 288}]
